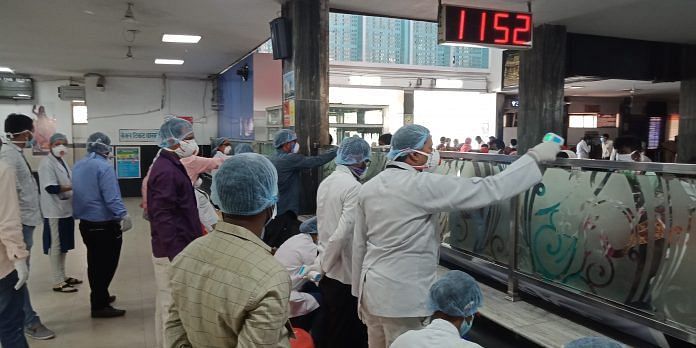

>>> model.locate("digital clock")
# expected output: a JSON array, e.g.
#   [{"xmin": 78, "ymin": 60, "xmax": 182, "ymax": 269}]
[{"xmin": 438, "ymin": 5, "xmax": 532, "ymax": 49}]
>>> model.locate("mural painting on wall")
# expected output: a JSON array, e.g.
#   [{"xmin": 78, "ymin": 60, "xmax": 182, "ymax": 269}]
[{"xmin": 32, "ymin": 104, "xmax": 57, "ymax": 155}]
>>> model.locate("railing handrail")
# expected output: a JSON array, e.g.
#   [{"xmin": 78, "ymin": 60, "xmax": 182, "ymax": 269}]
[{"xmin": 438, "ymin": 151, "xmax": 696, "ymax": 175}]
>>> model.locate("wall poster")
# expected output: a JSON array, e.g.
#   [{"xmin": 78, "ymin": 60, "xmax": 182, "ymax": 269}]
[{"xmin": 115, "ymin": 146, "xmax": 141, "ymax": 179}]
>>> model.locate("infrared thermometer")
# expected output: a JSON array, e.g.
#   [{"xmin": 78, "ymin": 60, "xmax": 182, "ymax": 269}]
[{"xmin": 543, "ymin": 133, "xmax": 564, "ymax": 145}]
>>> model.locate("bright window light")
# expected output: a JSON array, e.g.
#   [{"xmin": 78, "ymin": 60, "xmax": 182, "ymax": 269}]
[
  {"xmin": 435, "ymin": 79, "xmax": 464, "ymax": 89},
  {"xmin": 349, "ymin": 76, "xmax": 381, "ymax": 86},
  {"xmin": 155, "ymin": 59, "xmax": 184, "ymax": 65},
  {"xmin": 0, "ymin": 66, "xmax": 14, "ymax": 73},
  {"xmin": 162, "ymin": 34, "xmax": 201, "ymax": 43},
  {"xmin": 73, "ymin": 105, "xmax": 88, "ymax": 124}
]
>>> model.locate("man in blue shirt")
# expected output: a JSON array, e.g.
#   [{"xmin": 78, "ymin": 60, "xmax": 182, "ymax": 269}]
[
  {"xmin": 72, "ymin": 132, "xmax": 132, "ymax": 318},
  {"xmin": 265, "ymin": 129, "xmax": 336, "ymax": 248}
]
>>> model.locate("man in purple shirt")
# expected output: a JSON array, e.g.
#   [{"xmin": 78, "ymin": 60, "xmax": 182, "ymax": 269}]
[{"xmin": 146, "ymin": 117, "xmax": 203, "ymax": 348}]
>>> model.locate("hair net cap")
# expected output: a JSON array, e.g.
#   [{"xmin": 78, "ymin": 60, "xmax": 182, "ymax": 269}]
[
  {"xmin": 211, "ymin": 153, "xmax": 278, "ymax": 216},
  {"xmin": 387, "ymin": 124, "xmax": 431, "ymax": 160},
  {"xmin": 273, "ymin": 129, "xmax": 298, "ymax": 148},
  {"xmin": 211, "ymin": 137, "xmax": 228, "ymax": 150},
  {"xmin": 564, "ymin": 337, "xmax": 623, "ymax": 348},
  {"xmin": 49, "ymin": 133, "xmax": 68, "ymax": 145},
  {"xmin": 428, "ymin": 270, "xmax": 482, "ymax": 318},
  {"xmin": 86, "ymin": 132, "xmax": 112, "ymax": 154},
  {"xmin": 336, "ymin": 136, "xmax": 371, "ymax": 165},
  {"xmin": 234, "ymin": 143, "xmax": 254, "ymax": 155},
  {"xmin": 157, "ymin": 118, "xmax": 193, "ymax": 148},
  {"xmin": 299, "ymin": 217, "xmax": 318, "ymax": 234}
]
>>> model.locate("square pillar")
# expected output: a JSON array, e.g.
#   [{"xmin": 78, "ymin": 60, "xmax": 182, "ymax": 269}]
[
  {"xmin": 678, "ymin": 45, "xmax": 696, "ymax": 163},
  {"xmin": 518, "ymin": 25, "xmax": 567, "ymax": 152}
]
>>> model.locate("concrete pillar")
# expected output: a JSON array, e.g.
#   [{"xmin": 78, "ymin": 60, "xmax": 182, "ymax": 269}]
[
  {"xmin": 517, "ymin": 25, "xmax": 567, "ymax": 152},
  {"xmin": 678, "ymin": 45, "xmax": 696, "ymax": 163},
  {"xmin": 281, "ymin": 0, "xmax": 329, "ymax": 213},
  {"xmin": 403, "ymin": 89, "xmax": 414, "ymax": 125}
]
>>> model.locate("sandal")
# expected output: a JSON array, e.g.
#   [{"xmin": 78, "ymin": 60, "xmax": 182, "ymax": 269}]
[
  {"xmin": 53, "ymin": 282, "xmax": 78, "ymax": 293},
  {"xmin": 65, "ymin": 277, "xmax": 83, "ymax": 285}
]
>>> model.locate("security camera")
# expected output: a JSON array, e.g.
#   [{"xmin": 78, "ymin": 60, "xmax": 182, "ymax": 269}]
[{"xmin": 236, "ymin": 64, "xmax": 249, "ymax": 82}]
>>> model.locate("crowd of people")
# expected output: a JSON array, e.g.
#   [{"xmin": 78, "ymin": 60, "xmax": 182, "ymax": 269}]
[
  {"xmin": 435, "ymin": 135, "xmax": 518, "ymax": 155},
  {"xmin": 0, "ymin": 112, "xmax": 628, "ymax": 348}
]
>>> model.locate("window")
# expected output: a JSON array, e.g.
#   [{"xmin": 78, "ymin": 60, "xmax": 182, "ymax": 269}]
[
  {"xmin": 72, "ymin": 102, "xmax": 88, "ymax": 124},
  {"xmin": 569, "ymin": 114, "xmax": 597, "ymax": 128}
]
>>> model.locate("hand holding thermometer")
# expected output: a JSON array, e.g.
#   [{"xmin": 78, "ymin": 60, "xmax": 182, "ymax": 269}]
[{"xmin": 543, "ymin": 133, "xmax": 564, "ymax": 145}]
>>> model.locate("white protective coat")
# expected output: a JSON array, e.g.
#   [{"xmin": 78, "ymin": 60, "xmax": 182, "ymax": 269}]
[
  {"xmin": 390, "ymin": 319, "xmax": 484, "ymax": 348},
  {"xmin": 352, "ymin": 155, "xmax": 542, "ymax": 318},
  {"xmin": 38, "ymin": 154, "xmax": 73, "ymax": 218}
]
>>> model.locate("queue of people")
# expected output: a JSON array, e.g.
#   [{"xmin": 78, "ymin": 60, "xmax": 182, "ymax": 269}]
[{"xmin": 0, "ymin": 112, "xmax": 629, "ymax": 348}]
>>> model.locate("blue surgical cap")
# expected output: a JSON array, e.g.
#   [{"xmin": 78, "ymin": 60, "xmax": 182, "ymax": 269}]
[
  {"xmin": 157, "ymin": 118, "xmax": 193, "ymax": 148},
  {"xmin": 428, "ymin": 270, "xmax": 483, "ymax": 318},
  {"xmin": 336, "ymin": 136, "xmax": 371, "ymax": 165},
  {"xmin": 387, "ymin": 124, "xmax": 431, "ymax": 160},
  {"xmin": 273, "ymin": 129, "xmax": 298, "ymax": 148},
  {"xmin": 234, "ymin": 143, "xmax": 254, "ymax": 155},
  {"xmin": 211, "ymin": 137, "xmax": 228, "ymax": 150},
  {"xmin": 211, "ymin": 153, "xmax": 278, "ymax": 216},
  {"xmin": 300, "ymin": 216, "xmax": 318, "ymax": 234},
  {"xmin": 565, "ymin": 337, "xmax": 623, "ymax": 348},
  {"xmin": 86, "ymin": 132, "xmax": 112, "ymax": 154},
  {"xmin": 49, "ymin": 133, "xmax": 68, "ymax": 145}
]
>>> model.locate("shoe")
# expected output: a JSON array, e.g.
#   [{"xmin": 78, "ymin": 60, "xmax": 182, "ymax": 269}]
[
  {"xmin": 91, "ymin": 306, "xmax": 126, "ymax": 318},
  {"xmin": 64, "ymin": 277, "xmax": 83, "ymax": 285},
  {"xmin": 109, "ymin": 295, "xmax": 116, "ymax": 304},
  {"xmin": 25, "ymin": 323, "xmax": 55, "ymax": 340},
  {"xmin": 52, "ymin": 282, "xmax": 78, "ymax": 293}
]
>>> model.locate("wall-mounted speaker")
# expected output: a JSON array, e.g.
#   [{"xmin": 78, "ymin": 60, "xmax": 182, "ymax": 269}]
[{"xmin": 270, "ymin": 17, "xmax": 291, "ymax": 60}]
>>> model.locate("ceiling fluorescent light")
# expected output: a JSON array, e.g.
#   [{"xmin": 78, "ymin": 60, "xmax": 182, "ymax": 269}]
[
  {"xmin": 155, "ymin": 59, "xmax": 184, "ymax": 65},
  {"xmin": 435, "ymin": 79, "xmax": 464, "ymax": 89},
  {"xmin": 0, "ymin": 66, "xmax": 14, "ymax": 73},
  {"xmin": 567, "ymin": 86, "xmax": 584, "ymax": 89},
  {"xmin": 162, "ymin": 34, "xmax": 201, "ymax": 43}
]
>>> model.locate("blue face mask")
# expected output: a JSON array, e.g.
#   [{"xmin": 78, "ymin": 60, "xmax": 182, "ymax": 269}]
[
  {"xmin": 350, "ymin": 166, "xmax": 367, "ymax": 179},
  {"xmin": 459, "ymin": 317, "xmax": 474, "ymax": 337}
]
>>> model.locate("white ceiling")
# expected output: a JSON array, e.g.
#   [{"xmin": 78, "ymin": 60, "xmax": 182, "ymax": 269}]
[
  {"xmin": 2, "ymin": 0, "xmax": 696, "ymax": 79},
  {"xmin": 0, "ymin": 0, "xmax": 279, "ymax": 78},
  {"xmin": 563, "ymin": 79, "xmax": 680, "ymax": 98}
]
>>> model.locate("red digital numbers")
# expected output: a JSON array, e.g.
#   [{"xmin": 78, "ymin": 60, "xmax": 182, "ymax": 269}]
[
  {"xmin": 512, "ymin": 14, "xmax": 531, "ymax": 45},
  {"xmin": 493, "ymin": 12, "xmax": 510, "ymax": 44},
  {"xmin": 446, "ymin": 6, "xmax": 532, "ymax": 48}
]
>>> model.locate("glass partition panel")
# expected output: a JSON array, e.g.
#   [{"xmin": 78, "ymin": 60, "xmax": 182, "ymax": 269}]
[{"xmin": 518, "ymin": 164, "xmax": 696, "ymax": 331}]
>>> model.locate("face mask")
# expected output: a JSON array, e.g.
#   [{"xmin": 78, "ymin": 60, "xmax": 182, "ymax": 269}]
[
  {"xmin": 350, "ymin": 165, "xmax": 368, "ymax": 179},
  {"xmin": 175, "ymin": 139, "xmax": 199, "ymax": 158},
  {"xmin": 261, "ymin": 205, "xmax": 278, "ymax": 240},
  {"xmin": 292, "ymin": 142, "xmax": 300, "ymax": 154},
  {"xmin": 412, "ymin": 149, "xmax": 441, "ymax": 173},
  {"xmin": 600, "ymin": 138, "xmax": 606, "ymax": 143},
  {"xmin": 52, "ymin": 145, "xmax": 68, "ymax": 158},
  {"xmin": 223, "ymin": 146, "xmax": 232, "ymax": 155},
  {"xmin": 459, "ymin": 317, "xmax": 474, "ymax": 337},
  {"xmin": 11, "ymin": 130, "xmax": 34, "ymax": 148}
]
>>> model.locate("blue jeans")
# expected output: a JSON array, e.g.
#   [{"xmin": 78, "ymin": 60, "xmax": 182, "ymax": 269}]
[
  {"xmin": 21, "ymin": 225, "xmax": 40, "ymax": 328},
  {"xmin": 0, "ymin": 271, "xmax": 28, "ymax": 348}
]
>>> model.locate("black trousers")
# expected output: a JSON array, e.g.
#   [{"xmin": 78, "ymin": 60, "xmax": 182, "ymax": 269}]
[
  {"xmin": 318, "ymin": 277, "xmax": 368, "ymax": 348},
  {"xmin": 79, "ymin": 220, "xmax": 123, "ymax": 310}
]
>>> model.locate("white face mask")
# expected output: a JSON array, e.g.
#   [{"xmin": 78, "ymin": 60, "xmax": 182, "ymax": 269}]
[
  {"xmin": 412, "ymin": 149, "xmax": 441, "ymax": 173},
  {"xmin": 292, "ymin": 142, "xmax": 300, "ymax": 154},
  {"xmin": 260, "ymin": 205, "xmax": 278, "ymax": 240},
  {"xmin": 52, "ymin": 145, "xmax": 68, "ymax": 158},
  {"xmin": 175, "ymin": 139, "xmax": 199, "ymax": 158},
  {"xmin": 223, "ymin": 146, "xmax": 232, "ymax": 155}
]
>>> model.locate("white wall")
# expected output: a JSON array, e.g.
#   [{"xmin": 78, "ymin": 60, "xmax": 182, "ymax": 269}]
[
  {"xmin": 85, "ymin": 76, "xmax": 217, "ymax": 145},
  {"xmin": 414, "ymin": 91, "xmax": 497, "ymax": 144},
  {"xmin": 329, "ymin": 87, "xmax": 405, "ymax": 134},
  {"xmin": 0, "ymin": 80, "xmax": 73, "ymax": 139}
]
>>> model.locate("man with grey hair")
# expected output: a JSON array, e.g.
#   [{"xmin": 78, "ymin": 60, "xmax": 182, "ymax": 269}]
[{"xmin": 73, "ymin": 132, "xmax": 132, "ymax": 318}]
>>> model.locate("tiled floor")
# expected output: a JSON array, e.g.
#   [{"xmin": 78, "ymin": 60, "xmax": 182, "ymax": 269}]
[{"xmin": 26, "ymin": 198, "xmax": 157, "ymax": 348}]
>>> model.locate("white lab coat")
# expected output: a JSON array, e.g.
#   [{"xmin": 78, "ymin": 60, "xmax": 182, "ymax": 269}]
[
  {"xmin": 351, "ymin": 155, "xmax": 542, "ymax": 318},
  {"xmin": 316, "ymin": 165, "xmax": 361, "ymax": 285},
  {"xmin": 274, "ymin": 233, "xmax": 320, "ymax": 317},
  {"xmin": 194, "ymin": 187, "xmax": 217, "ymax": 233},
  {"xmin": 576, "ymin": 140, "xmax": 590, "ymax": 159},
  {"xmin": 390, "ymin": 319, "xmax": 484, "ymax": 348},
  {"xmin": 38, "ymin": 154, "xmax": 73, "ymax": 218}
]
